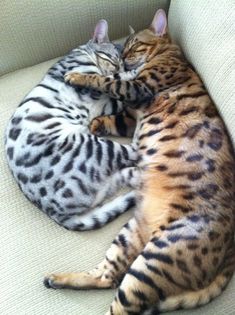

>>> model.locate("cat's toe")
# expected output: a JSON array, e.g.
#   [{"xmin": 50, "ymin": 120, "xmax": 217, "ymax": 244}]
[
  {"xmin": 64, "ymin": 73, "xmax": 73, "ymax": 83},
  {"xmin": 90, "ymin": 119, "xmax": 107, "ymax": 136},
  {"xmin": 43, "ymin": 275, "xmax": 63, "ymax": 289}
]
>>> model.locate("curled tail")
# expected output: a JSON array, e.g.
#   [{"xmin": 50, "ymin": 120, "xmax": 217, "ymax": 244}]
[
  {"xmin": 147, "ymin": 244, "xmax": 235, "ymax": 314},
  {"xmin": 57, "ymin": 191, "xmax": 136, "ymax": 231}
]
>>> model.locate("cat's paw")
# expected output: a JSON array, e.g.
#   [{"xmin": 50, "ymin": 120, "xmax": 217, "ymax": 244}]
[
  {"xmin": 64, "ymin": 72, "xmax": 86, "ymax": 86},
  {"xmin": 43, "ymin": 274, "xmax": 65, "ymax": 289},
  {"xmin": 90, "ymin": 118, "xmax": 109, "ymax": 136}
]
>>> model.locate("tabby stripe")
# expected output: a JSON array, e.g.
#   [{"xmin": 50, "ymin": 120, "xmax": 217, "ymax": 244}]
[
  {"xmin": 96, "ymin": 52, "xmax": 117, "ymax": 68},
  {"xmin": 96, "ymin": 141, "xmax": 103, "ymax": 165},
  {"xmin": 77, "ymin": 105, "xmax": 89, "ymax": 113},
  {"xmin": 143, "ymin": 81, "xmax": 155, "ymax": 94},
  {"xmin": 121, "ymin": 145, "xmax": 129, "ymax": 160},
  {"xmin": 118, "ymin": 234, "xmax": 128, "ymax": 248},
  {"xmin": 182, "ymin": 123, "xmax": 202, "ymax": 139},
  {"xmin": 45, "ymin": 122, "xmax": 61, "ymax": 129},
  {"xmin": 19, "ymin": 97, "xmax": 54, "ymax": 109},
  {"xmin": 46, "ymin": 135, "xmax": 60, "ymax": 144},
  {"xmin": 179, "ymin": 106, "xmax": 198, "ymax": 116},
  {"xmin": 151, "ymin": 238, "xmax": 169, "ymax": 248},
  {"xmin": 165, "ymin": 121, "xmax": 178, "ymax": 129},
  {"xmin": 141, "ymin": 251, "xmax": 173, "ymax": 265},
  {"xmin": 25, "ymin": 154, "xmax": 42, "ymax": 167},
  {"xmin": 48, "ymin": 72, "xmax": 64, "ymax": 82},
  {"xmin": 86, "ymin": 137, "xmax": 93, "ymax": 159},
  {"xmin": 147, "ymin": 117, "xmax": 162, "ymax": 125},
  {"xmin": 115, "ymin": 80, "xmax": 121, "ymax": 96},
  {"xmin": 38, "ymin": 84, "xmax": 58, "ymax": 93},
  {"xmin": 164, "ymin": 150, "xmax": 185, "ymax": 158},
  {"xmin": 162, "ymin": 269, "xmax": 188, "ymax": 290},
  {"xmin": 107, "ymin": 140, "xmax": 114, "ymax": 170},
  {"xmin": 106, "ymin": 256, "xmax": 119, "ymax": 271},
  {"xmin": 170, "ymin": 203, "xmax": 192, "ymax": 213},
  {"xmin": 139, "ymin": 128, "xmax": 162, "ymax": 140},
  {"xmin": 128, "ymin": 269, "xmax": 165, "ymax": 300},
  {"xmin": 72, "ymin": 135, "xmax": 84, "ymax": 158},
  {"xmin": 44, "ymin": 143, "xmax": 55, "ymax": 156},
  {"xmin": 62, "ymin": 142, "xmax": 74, "ymax": 154},
  {"xmin": 132, "ymin": 290, "xmax": 148, "ymax": 302},
  {"xmin": 77, "ymin": 61, "xmax": 96, "ymax": 66},
  {"xmin": 115, "ymin": 114, "xmax": 127, "ymax": 136},
  {"xmin": 159, "ymin": 135, "xmax": 177, "ymax": 142},
  {"xmin": 63, "ymin": 160, "xmax": 74, "ymax": 173},
  {"xmin": 146, "ymin": 263, "xmax": 162, "ymax": 276},
  {"xmin": 167, "ymin": 102, "xmax": 177, "ymax": 114},
  {"xmin": 177, "ymin": 91, "xmax": 207, "ymax": 101},
  {"xmin": 150, "ymin": 72, "xmax": 159, "ymax": 82},
  {"xmin": 116, "ymin": 152, "xmax": 122, "ymax": 168},
  {"xmin": 165, "ymin": 224, "xmax": 185, "ymax": 231},
  {"xmin": 118, "ymin": 289, "xmax": 131, "ymax": 307},
  {"xmin": 71, "ymin": 176, "xmax": 89, "ymax": 195},
  {"xmin": 110, "ymin": 99, "xmax": 119, "ymax": 114},
  {"xmin": 26, "ymin": 114, "xmax": 53, "ymax": 122}
]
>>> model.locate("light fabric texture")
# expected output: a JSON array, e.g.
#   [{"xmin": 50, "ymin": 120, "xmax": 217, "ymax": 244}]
[
  {"xmin": 0, "ymin": 0, "xmax": 170, "ymax": 76},
  {"xmin": 169, "ymin": 0, "xmax": 235, "ymax": 145},
  {"xmin": 1, "ymin": 1, "xmax": 235, "ymax": 314}
]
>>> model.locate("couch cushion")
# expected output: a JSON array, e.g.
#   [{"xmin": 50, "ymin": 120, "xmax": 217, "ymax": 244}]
[
  {"xmin": 0, "ymin": 0, "xmax": 170, "ymax": 76},
  {"xmin": 168, "ymin": 0, "xmax": 235, "ymax": 146}
]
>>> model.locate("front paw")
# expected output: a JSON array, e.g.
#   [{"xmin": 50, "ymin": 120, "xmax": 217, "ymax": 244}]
[
  {"xmin": 90, "ymin": 118, "xmax": 108, "ymax": 136},
  {"xmin": 64, "ymin": 72, "xmax": 86, "ymax": 86}
]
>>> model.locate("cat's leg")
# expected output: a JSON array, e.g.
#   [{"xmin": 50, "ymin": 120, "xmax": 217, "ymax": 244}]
[
  {"xmin": 105, "ymin": 220, "xmax": 234, "ymax": 315},
  {"xmin": 91, "ymin": 166, "xmax": 141, "ymax": 207},
  {"xmin": 44, "ymin": 217, "xmax": 148, "ymax": 289},
  {"xmin": 90, "ymin": 109, "xmax": 136, "ymax": 138},
  {"xmin": 57, "ymin": 190, "xmax": 137, "ymax": 231},
  {"xmin": 58, "ymin": 166, "xmax": 141, "ymax": 230},
  {"xmin": 64, "ymin": 71, "xmax": 154, "ymax": 109}
]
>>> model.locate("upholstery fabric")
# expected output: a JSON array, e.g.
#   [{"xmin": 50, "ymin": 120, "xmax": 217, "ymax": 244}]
[
  {"xmin": 1, "ymin": 1, "xmax": 235, "ymax": 314},
  {"xmin": 168, "ymin": 0, "xmax": 235, "ymax": 145},
  {"xmin": 0, "ymin": 0, "xmax": 170, "ymax": 76}
]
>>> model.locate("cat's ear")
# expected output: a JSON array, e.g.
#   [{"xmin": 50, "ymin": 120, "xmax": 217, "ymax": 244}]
[
  {"xmin": 150, "ymin": 9, "xmax": 167, "ymax": 36},
  {"xmin": 129, "ymin": 25, "xmax": 135, "ymax": 35},
  {"xmin": 93, "ymin": 19, "xmax": 109, "ymax": 43}
]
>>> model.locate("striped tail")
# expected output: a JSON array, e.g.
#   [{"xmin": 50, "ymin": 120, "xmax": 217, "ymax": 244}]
[{"xmin": 145, "ymin": 243, "xmax": 235, "ymax": 314}]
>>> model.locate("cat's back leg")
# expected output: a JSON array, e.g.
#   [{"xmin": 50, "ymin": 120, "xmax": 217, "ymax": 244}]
[{"xmin": 44, "ymin": 217, "xmax": 148, "ymax": 288}]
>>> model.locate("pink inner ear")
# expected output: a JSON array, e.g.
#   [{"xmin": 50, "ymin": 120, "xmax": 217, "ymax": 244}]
[
  {"xmin": 93, "ymin": 19, "xmax": 109, "ymax": 43},
  {"xmin": 151, "ymin": 9, "xmax": 167, "ymax": 36}
]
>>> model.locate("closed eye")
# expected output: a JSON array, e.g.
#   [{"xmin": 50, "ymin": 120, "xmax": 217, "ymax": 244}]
[{"xmin": 135, "ymin": 48, "xmax": 146, "ymax": 53}]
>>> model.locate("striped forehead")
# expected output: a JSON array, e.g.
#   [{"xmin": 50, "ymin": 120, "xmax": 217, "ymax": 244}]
[{"xmin": 125, "ymin": 35, "xmax": 138, "ymax": 47}]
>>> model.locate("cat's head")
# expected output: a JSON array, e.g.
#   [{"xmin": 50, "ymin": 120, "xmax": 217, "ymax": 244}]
[
  {"xmin": 87, "ymin": 20, "xmax": 122, "ymax": 75},
  {"xmin": 123, "ymin": 9, "xmax": 171, "ymax": 70}
]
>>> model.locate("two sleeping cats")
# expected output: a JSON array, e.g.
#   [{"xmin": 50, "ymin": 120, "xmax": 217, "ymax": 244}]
[{"xmin": 6, "ymin": 8, "xmax": 235, "ymax": 315}]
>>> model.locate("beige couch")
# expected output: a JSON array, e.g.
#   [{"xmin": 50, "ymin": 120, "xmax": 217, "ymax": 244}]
[{"xmin": 0, "ymin": 1, "xmax": 234, "ymax": 314}]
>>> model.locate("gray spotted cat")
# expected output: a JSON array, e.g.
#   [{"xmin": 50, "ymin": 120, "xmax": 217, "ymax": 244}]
[{"xmin": 5, "ymin": 20, "xmax": 140, "ymax": 231}]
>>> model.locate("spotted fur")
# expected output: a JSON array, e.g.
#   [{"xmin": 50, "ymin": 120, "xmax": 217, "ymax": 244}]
[
  {"xmin": 45, "ymin": 10, "xmax": 235, "ymax": 314},
  {"xmin": 5, "ymin": 20, "xmax": 140, "ymax": 231}
]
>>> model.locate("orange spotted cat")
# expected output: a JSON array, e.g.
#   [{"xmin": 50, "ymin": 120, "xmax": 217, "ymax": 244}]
[{"xmin": 44, "ymin": 9, "xmax": 235, "ymax": 315}]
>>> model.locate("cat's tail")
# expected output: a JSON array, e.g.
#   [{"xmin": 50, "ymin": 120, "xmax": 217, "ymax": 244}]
[
  {"xmin": 144, "ymin": 243, "xmax": 235, "ymax": 314},
  {"xmin": 57, "ymin": 191, "xmax": 136, "ymax": 231}
]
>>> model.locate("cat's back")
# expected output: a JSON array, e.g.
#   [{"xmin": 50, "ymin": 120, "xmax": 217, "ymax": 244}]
[{"xmin": 138, "ymin": 68, "xmax": 235, "ymax": 222}]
